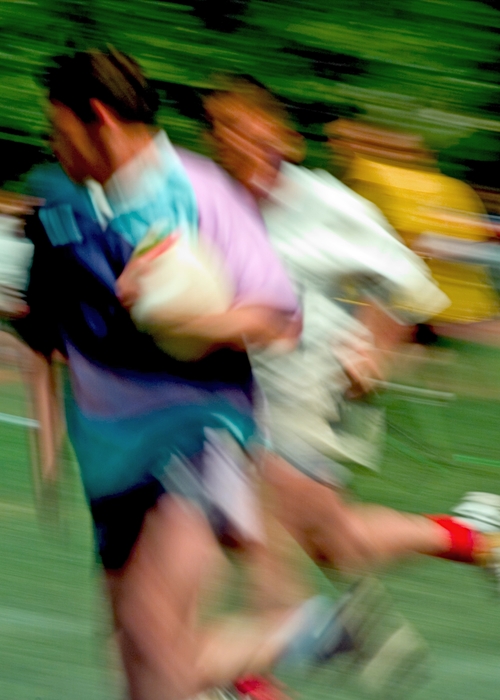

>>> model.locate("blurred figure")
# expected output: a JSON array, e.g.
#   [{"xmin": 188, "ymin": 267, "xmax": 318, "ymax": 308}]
[
  {"xmin": 204, "ymin": 76, "xmax": 500, "ymax": 579},
  {"xmin": 326, "ymin": 119, "xmax": 500, "ymax": 326},
  {"xmin": 0, "ymin": 192, "xmax": 62, "ymax": 492},
  {"xmin": 206, "ymin": 76, "xmax": 448, "ymax": 477},
  {"xmin": 14, "ymin": 48, "xmax": 341, "ymax": 700}
]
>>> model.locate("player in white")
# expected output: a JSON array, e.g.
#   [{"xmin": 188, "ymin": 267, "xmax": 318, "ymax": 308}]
[{"xmin": 204, "ymin": 76, "xmax": 500, "ymax": 576}]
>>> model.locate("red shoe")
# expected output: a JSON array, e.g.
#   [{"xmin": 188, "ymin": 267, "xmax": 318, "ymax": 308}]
[{"xmin": 234, "ymin": 675, "xmax": 291, "ymax": 700}]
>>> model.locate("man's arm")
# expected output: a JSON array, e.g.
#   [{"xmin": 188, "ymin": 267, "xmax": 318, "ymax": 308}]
[
  {"xmin": 116, "ymin": 255, "xmax": 300, "ymax": 354},
  {"xmin": 311, "ymin": 168, "xmax": 450, "ymax": 323},
  {"xmin": 147, "ymin": 304, "xmax": 301, "ymax": 353},
  {"xmin": 118, "ymin": 154, "xmax": 302, "ymax": 356},
  {"xmin": 341, "ymin": 300, "xmax": 411, "ymax": 397}
]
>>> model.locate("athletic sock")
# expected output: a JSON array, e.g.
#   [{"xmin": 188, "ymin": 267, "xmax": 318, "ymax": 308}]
[
  {"xmin": 234, "ymin": 675, "xmax": 289, "ymax": 700},
  {"xmin": 426, "ymin": 514, "xmax": 486, "ymax": 563},
  {"xmin": 273, "ymin": 596, "xmax": 352, "ymax": 671}
]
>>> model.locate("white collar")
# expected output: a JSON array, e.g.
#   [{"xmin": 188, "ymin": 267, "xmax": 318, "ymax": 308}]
[
  {"xmin": 85, "ymin": 130, "xmax": 174, "ymax": 227},
  {"xmin": 263, "ymin": 162, "xmax": 304, "ymax": 212}
]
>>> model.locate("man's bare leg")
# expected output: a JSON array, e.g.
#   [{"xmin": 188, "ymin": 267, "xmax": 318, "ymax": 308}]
[
  {"xmin": 27, "ymin": 351, "xmax": 64, "ymax": 482},
  {"xmin": 263, "ymin": 453, "xmax": 450, "ymax": 572},
  {"xmin": 106, "ymin": 495, "xmax": 310, "ymax": 700}
]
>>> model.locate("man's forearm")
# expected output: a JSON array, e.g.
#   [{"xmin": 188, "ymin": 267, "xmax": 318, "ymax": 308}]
[
  {"xmin": 357, "ymin": 300, "xmax": 410, "ymax": 355},
  {"xmin": 149, "ymin": 306, "xmax": 300, "ymax": 352}
]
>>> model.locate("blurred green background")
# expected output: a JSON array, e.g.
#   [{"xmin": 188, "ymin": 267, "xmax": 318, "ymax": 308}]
[
  {"xmin": 2, "ymin": 2, "xmax": 500, "ymax": 699},
  {"xmin": 1, "ymin": 0, "xmax": 500, "ymax": 188},
  {"xmin": 2, "ymin": 339, "xmax": 500, "ymax": 699}
]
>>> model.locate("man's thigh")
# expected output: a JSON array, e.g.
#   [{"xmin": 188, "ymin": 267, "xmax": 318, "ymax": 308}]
[{"xmin": 106, "ymin": 494, "xmax": 223, "ymax": 697}]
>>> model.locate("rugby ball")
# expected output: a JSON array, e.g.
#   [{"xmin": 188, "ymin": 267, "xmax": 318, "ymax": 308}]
[{"xmin": 129, "ymin": 232, "xmax": 234, "ymax": 361}]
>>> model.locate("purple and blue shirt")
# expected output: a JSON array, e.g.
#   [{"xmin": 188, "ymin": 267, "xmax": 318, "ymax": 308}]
[{"xmin": 19, "ymin": 132, "xmax": 298, "ymax": 499}]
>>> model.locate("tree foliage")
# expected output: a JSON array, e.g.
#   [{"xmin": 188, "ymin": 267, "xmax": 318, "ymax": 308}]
[{"xmin": 1, "ymin": 0, "xmax": 499, "ymax": 185}]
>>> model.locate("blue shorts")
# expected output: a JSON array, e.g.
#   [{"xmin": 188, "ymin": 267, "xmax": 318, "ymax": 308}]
[
  {"xmin": 90, "ymin": 479, "xmax": 165, "ymax": 570},
  {"xmin": 65, "ymin": 394, "xmax": 259, "ymax": 569},
  {"xmin": 65, "ymin": 393, "xmax": 256, "ymax": 499},
  {"xmin": 90, "ymin": 438, "xmax": 261, "ymax": 570}
]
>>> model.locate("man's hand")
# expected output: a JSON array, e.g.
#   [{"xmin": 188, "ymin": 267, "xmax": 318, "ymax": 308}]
[
  {"xmin": 340, "ymin": 343, "xmax": 386, "ymax": 398},
  {"xmin": 342, "ymin": 300, "xmax": 411, "ymax": 397},
  {"xmin": 116, "ymin": 234, "xmax": 179, "ymax": 310}
]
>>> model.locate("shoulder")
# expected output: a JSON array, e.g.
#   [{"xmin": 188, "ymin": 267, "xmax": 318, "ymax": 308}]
[
  {"xmin": 27, "ymin": 163, "xmax": 96, "ymax": 220},
  {"xmin": 176, "ymin": 147, "xmax": 219, "ymax": 175},
  {"xmin": 176, "ymin": 148, "xmax": 226, "ymax": 193},
  {"xmin": 27, "ymin": 164, "xmax": 77, "ymax": 203},
  {"xmin": 438, "ymin": 174, "xmax": 485, "ymax": 214},
  {"xmin": 176, "ymin": 147, "xmax": 226, "ymax": 182},
  {"xmin": 284, "ymin": 163, "xmax": 357, "ymax": 204},
  {"xmin": 176, "ymin": 147, "xmax": 264, "ymax": 237},
  {"xmin": 291, "ymin": 164, "xmax": 391, "ymax": 227},
  {"xmin": 176, "ymin": 150, "xmax": 298, "ymax": 312},
  {"xmin": 176, "ymin": 148, "xmax": 257, "ymax": 208}
]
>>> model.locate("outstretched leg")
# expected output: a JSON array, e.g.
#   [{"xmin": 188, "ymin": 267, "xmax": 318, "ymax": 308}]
[
  {"xmin": 262, "ymin": 452, "xmax": 476, "ymax": 572},
  {"xmin": 106, "ymin": 494, "xmax": 313, "ymax": 700}
]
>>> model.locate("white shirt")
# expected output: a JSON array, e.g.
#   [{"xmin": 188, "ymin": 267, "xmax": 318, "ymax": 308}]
[{"xmin": 252, "ymin": 163, "xmax": 449, "ymax": 428}]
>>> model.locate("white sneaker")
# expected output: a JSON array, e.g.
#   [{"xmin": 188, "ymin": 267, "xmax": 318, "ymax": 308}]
[
  {"xmin": 452, "ymin": 492, "xmax": 500, "ymax": 593},
  {"xmin": 452, "ymin": 491, "xmax": 500, "ymax": 533}
]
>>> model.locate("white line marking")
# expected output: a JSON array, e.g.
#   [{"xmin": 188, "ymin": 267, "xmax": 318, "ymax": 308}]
[{"xmin": 0, "ymin": 412, "xmax": 39, "ymax": 428}]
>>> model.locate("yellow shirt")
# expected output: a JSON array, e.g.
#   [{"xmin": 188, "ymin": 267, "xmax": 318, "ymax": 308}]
[{"xmin": 346, "ymin": 155, "xmax": 499, "ymax": 323}]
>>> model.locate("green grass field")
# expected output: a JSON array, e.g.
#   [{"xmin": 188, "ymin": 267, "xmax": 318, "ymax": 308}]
[{"xmin": 1, "ymin": 338, "xmax": 500, "ymax": 700}]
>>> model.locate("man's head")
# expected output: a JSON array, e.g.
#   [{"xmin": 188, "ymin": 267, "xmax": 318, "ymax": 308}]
[
  {"xmin": 42, "ymin": 48, "xmax": 159, "ymax": 183},
  {"xmin": 325, "ymin": 118, "xmax": 433, "ymax": 176},
  {"xmin": 204, "ymin": 76, "xmax": 303, "ymax": 199}
]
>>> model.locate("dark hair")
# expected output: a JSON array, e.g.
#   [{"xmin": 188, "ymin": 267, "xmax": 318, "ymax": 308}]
[{"xmin": 41, "ymin": 47, "xmax": 159, "ymax": 124}]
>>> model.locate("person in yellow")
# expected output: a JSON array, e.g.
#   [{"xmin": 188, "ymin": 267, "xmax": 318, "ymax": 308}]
[{"xmin": 325, "ymin": 119, "xmax": 499, "ymax": 324}]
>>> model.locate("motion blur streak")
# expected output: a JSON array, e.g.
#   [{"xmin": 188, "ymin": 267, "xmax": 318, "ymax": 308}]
[{"xmin": 1, "ymin": 2, "xmax": 500, "ymax": 700}]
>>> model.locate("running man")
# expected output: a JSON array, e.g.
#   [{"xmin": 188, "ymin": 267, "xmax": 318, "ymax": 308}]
[
  {"xmin": 14, "ymin": 49, "xmax": 332, "ymax": 700},
  {"xmin": 204, "ymin": 76, "xmax": 500, "ymax": 575}
]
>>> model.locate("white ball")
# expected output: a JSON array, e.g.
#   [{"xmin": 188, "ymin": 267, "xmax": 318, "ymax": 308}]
[{"xmin": 130, "ymin": 235, "xmax": 234, "ymax": 361}]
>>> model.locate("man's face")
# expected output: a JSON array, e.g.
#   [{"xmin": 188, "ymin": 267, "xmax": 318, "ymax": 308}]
[
  {"xmin": 48, "ymin": 101, "xmax": 98, "ymax": 183},
  {"xmin": 208, "ymin": 95, "xmax": 282, "ymax": 199}
]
